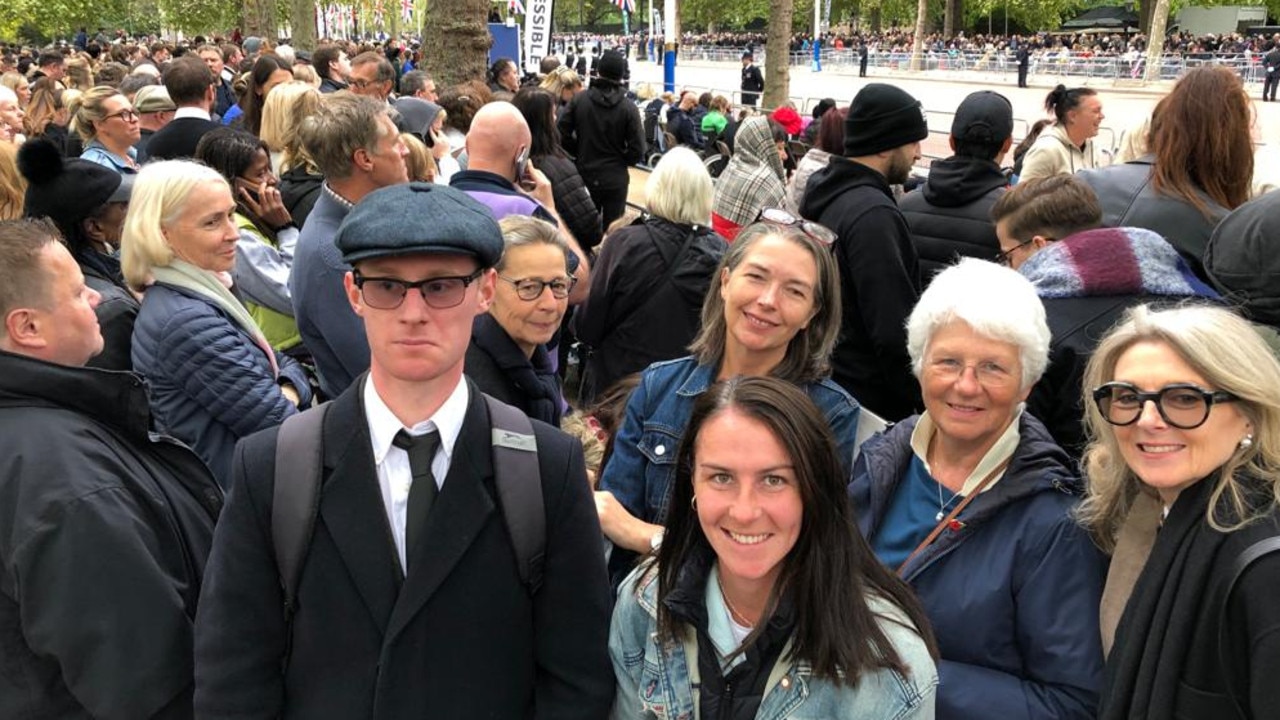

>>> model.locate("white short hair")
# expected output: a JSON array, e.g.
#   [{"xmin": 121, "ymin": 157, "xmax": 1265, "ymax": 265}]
[
  {"xmin": 645, "ymin": 147, "xmax": 713, "ymax": 226},
  {"xmin": 906, "ymin": 257, "xmax": 1051, "ymax": 390},
  {"xmin": 0, "ymin": 86, "xmax": 17, "ymax": 106}
]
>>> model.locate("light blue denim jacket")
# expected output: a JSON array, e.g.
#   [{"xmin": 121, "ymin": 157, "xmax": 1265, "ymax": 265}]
[
  {"xmin": 609, "ymin": 564, "xmax": 939, "ymax": 720},
  {"xmin": 598, "ymin": 356, "xmax": 861, "ymax": 525}
]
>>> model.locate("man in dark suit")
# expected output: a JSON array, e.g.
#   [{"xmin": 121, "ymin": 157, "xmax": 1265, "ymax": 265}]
[
  {"xmin": 859, "ymin": 41, "xmax": 870, "ymax": 77},
  {"xmin": 145, "ymin": 56, "xmax": 221, "ymax": 161},
  {"xmin": 740, "ymin": 51, "xmax": 764, "ymax": 106},
  {"xmin": 1263, "ymin": 39, "xmax": 1280, "ymax": 102},
  {"xmin": 1016, "ymin": 43, "xmax": 1031, "ymax": 88},
  {"xmin": 193, "ymin": 183, "xmax": 614, "ymax": 719}
]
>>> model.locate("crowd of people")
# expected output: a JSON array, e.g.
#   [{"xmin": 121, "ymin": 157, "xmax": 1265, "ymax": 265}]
[{"xmin": 0, "ymin": 24, "xmax": 1278, "ymax": 720}]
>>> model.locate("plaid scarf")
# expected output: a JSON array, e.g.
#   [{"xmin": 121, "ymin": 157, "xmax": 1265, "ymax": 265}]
[{"xmin": 712, "ymin": 116, "xmax": 787, "ymax": 228}]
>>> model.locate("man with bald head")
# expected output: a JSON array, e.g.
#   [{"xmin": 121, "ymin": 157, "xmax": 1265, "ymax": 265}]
[{"xmin": 450, "ymin": 101, "xmax": 589, "ymax": 299}]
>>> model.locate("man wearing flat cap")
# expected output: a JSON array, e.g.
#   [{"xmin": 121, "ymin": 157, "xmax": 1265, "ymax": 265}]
[
  {"xmin": 194, "ymin": 183, "xmax": 614, "ymax": 719},
  {"xmin": 901, "ymin": 90, "xmax": 1013, "ymax": 283},
  {"xmin": 801, "ymin": 82, "xmax": 929, "ymax": 422}
]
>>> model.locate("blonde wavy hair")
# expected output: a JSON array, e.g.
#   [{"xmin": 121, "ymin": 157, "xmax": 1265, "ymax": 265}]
[
  {"xmin": 1078, "ymin": 304, "xmax": 1280, "ymax": 552},
  {"xmin": 259, "ymin": 81, "xmax": 321, "ymax": 173}
]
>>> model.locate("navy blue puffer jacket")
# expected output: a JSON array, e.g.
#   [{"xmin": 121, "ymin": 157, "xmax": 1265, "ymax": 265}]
[
  {"xmin": 132, "ymin": 283, "xmax": 312, "ymax": 488},
  {"xmin": 849, "ymin": 412, "xmax": 1106, "ymax": 720}
]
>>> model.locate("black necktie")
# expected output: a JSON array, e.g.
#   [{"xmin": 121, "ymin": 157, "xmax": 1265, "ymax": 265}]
[{"xmin": 392, "ymin": 429, "xmax": 441, "ymax": 570}]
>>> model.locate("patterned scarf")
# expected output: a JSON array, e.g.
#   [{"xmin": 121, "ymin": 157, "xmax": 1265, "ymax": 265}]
[
  {"xmin": 712, "ymin": 116, "xmax": 787, "ymax": 228},
  {"xmin": 1019, "ymin": 227, "xmax": 1219, "ymax": 300}
]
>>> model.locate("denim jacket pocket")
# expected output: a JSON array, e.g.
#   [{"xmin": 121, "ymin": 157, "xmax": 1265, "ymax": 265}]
[{"xmin": 637, "ymin": 426, "xmax": 681, "ymax": 522}]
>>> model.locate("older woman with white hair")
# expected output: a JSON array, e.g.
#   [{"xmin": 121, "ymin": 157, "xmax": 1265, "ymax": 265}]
[
  {"xmin": 574, "ymin": 147, "xmax": 728, "ymax": 404},
  {"xmin": 124, "ymin": 160, "xmax": 313, "ymax": 488},
  {"xmin": 848, "ymin": 258, "xmax": 1106, "ymax": 719}
]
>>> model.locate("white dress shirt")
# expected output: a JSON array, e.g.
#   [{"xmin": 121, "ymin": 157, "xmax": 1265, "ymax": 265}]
[{"xmin": 364, "ymin": 376, "xmax": 470, "ymax": 571}]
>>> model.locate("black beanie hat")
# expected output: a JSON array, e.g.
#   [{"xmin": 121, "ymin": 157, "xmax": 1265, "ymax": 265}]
[
  {"xmin": 844, "ymin": 83, "xmax": 929, "ymax": 157},
  {"xmin": 596, "ymin": 50, "xmax": 627, "ymax": 82},
  {"xmin": 16, "ymin": 138, "xmax": 132, "ymax": 240}
]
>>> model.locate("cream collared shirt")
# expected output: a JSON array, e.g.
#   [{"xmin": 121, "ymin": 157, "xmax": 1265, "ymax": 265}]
[
  {"xmin": 363, "ymin": 376, "xmax": 469, "ymax": 571},
  {"xmin": 908, "ymin": 406, "xmax": 1024, "ymax": 496}
]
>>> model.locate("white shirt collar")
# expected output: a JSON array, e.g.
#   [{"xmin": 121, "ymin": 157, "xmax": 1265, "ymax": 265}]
[
  {"xmin": 909, "ymin": 406, "xmax": 1023, "ymax": 495},
  {"xmin": 364, "ymin": 374, "xmax": 469, "ymax": 466},
  {"xmin": 174, "ymin": 106, "xmax": 212, "ymax": 121}
]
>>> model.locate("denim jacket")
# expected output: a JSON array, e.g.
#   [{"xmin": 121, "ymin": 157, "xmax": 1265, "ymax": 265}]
[
  {"xmin": 609, "ymin": 564, "xmax": 938, "ymax": 720},
  {"xmin": 598, "ymin": 356, "xmax": 861, "ymax": 526}
]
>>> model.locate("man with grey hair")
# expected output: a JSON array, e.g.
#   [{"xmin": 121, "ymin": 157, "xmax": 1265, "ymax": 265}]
[
  {"xmin": 290, "ymin": 93, "xmax": 409, "ymax": 398},
  {"xmin": 399, "ymin": 69, "xmax": 437, "ymax": 102},
  {"xmin": 348, "ymin": 51, "xmax": 395, "ymax": 104}
]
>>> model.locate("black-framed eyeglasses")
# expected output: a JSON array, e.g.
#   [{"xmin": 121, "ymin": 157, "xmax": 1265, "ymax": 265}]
[
  {"xmin": 756, "ymin": 207, "xmax": 837, "ymax": 247},
  {"xmin": 996, "ymin": 238, "xmax": 1037, "ymax": 267},
  {"xmin": 499, "ymin": 274, "xmax": 576, "ymax": 301},
  {"xmin": 352, "ymin": 268, "xmax": 483, "ymax": 310},
  {"xmin": 104, "ymin": 108, "xmax": 139, "ymax": 123},
  {"xmin": 1092, "ymin": 382, "xmax": 1240, "ymax": 430}
]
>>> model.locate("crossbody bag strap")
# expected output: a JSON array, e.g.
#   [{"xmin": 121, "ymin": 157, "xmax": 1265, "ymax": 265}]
[
  {"xmin": 1217, "ymin": 535, "xmax": 1280, "ymax": 719},
  {"xmin": 896, "ymin": 457, "xmax": 1013, "ymax": 576}
]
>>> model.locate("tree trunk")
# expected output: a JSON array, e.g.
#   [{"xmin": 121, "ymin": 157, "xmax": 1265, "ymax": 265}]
[
  {"xmin": 244, "ymin": 0, "xmax": 279, "ymax": 40},
  {"xmin": 762, "ymin": 0, "xmax": 793, "ymax": 108},
  {"xmin": 909, "ymin": 0, "xmax": 927, "ymax": 71},
  {"xmin": 291, "ymin": 0, "xmax": 315, "ymax": 49},
  {"xmin": 869, "ymin": 6, "xmax": 881, "ymax": 32},
  {"xmin": 423, "ymin": 0, "xmax": 492, "ymax": 86},
  {"xmin": 1143, "ymin": 0, "xmax": 1169, "ymax": 82},
  {"xmin": 943, "ymin": 0, "xmax": 955, "ymax": 37},
  {"xmin": 1139, "ymin": 0, "xmax": 1156, "ymax": 36}
]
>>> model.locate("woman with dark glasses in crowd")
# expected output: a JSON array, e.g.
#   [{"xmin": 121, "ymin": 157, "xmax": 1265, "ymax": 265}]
[{"xmin": 1081, "ymin": 304, "xmax": 1280, "ymax": 720}]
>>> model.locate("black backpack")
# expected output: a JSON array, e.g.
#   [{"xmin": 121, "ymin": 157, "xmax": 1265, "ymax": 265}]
[{"xmin": 271, "ymin": 394, "xmax": 546, "ymax": 628}]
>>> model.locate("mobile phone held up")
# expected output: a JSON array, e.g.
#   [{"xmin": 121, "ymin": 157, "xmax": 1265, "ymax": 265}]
[{"xmin": 514, "ymin": 146, "xmax": 537, "ymax": 191}]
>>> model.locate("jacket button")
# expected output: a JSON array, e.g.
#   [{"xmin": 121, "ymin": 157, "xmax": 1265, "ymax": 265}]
[
  {"xmin": 780, "ymin": 676, "xmax": 791, "ymax": 689},
  {"xmin": 655, "ymin": 445, "xmax": 666, "ymax": 456}
]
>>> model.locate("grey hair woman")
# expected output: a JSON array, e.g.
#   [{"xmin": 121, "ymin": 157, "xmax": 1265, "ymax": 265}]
[{"xmin": 849, "ymin": 257, "xmax": 1105, "ymax": 718}]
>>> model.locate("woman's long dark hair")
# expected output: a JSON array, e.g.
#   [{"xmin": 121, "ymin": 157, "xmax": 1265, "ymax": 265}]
[
  {"xmin": 512, "ymin": 86, "xmax": 566, "ymax": 160},
  {"xmin": 655, "ymin": 376, "xmax": 939, "ymax": 684},
  {"xmin": 194, "ymin": 127, "xmax": 278, "ymax": 242},
  {"xmin": 241, "ymin": 54, "xmax": 290, "ymax": 137}
]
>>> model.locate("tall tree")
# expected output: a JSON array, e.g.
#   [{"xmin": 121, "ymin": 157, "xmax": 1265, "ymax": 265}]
[
  {"xmin": 422, "ymin": 0, "xmax": 491, "ymax": 86},
  {"xmin": 1144, "ymin": 0, "xmax": 1170, "ymax": 82},
  {"xmin": 909, "ymin": 0, "xmax": 926, "ymax": 70},
  {"xmin": 290, "ymin": 0, "xmax": 315, "ymax": 49},
  {"xmin": 762, "ymin": 0, "xmax": 793, "ymax": 108}
]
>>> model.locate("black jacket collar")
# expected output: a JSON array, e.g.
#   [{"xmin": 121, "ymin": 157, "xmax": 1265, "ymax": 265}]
[{"xmin": 0, "ymin": 349, "xmax": 153, "ymax": 444}]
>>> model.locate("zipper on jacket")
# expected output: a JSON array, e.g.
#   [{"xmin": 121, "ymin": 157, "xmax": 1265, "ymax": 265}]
[{"xmin": 719, "ymin": 680, "xmax": 734, "ymax": 720}]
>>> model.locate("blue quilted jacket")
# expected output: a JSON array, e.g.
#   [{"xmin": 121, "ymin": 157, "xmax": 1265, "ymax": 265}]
[{"xmin": 132, "ymin": 282, "xmax": 311, "ymax": 488}]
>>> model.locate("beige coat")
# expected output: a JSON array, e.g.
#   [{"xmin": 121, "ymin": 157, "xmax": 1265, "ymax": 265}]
[{"xmin": 1018, "ymin": 123, "xmax": 1100, "ymax": 182}]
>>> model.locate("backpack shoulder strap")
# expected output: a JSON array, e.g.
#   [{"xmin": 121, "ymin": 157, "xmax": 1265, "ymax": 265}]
[
  {"xmin": 1218, "ymin": 534, "xmax": 1280, "ymax": 719},
  {"xmin": 483, "ymin": 394, "xmax": 546, "ymax": 595},
  {"xmin": 273, "ymin": 402, "xmax": 331, "ymax": 623}
]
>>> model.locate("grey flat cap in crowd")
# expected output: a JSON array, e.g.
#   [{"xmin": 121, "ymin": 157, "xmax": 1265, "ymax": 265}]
[{"xmin": 334, "ymin": 183, "xmax": 505, "ymax": 267}]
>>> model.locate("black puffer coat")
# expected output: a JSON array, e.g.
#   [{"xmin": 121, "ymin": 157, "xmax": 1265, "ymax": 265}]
[
  {"xmin": 536, "ymin": 152, "xmax": 603, "ymax": 252},
  {"xmin": 900, "ymin": 155, "xmax": 1007, "ymax": 282}
]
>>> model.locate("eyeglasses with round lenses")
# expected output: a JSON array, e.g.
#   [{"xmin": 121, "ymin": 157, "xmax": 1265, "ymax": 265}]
[
  {"xmin": 498, "ymin": 275, "xmax": 576, "ymax": 301},
  {"xmin": 926, "ymin": 357, "xmax": 1017, "ymax": 387},
  {"xmin": 996, "ymin": 238, "xmax": 1037, "ymax": 267},
  {"xmin": 1092, "ymin": 382, "xmax": 1239, "ymax": 430},
  {"xmin": 104, "ymin": 108, "xmax": 139, "ymax": 123},
  {"xmin": 756, "ymin": 207, "xmax": 837, "ymax": 247},
  {"xmin": 352, "ymin": 268, "xmax": 483, "ymax": 310}
]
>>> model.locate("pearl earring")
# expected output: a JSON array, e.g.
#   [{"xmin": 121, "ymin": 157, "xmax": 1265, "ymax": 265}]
[{"xmin": 1240, "ymin": 434, "xmax": 1254, "ymax": 450}]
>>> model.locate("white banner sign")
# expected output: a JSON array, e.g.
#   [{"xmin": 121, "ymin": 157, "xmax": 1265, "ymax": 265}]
[{"xmin": 523, "ymin": 0, "xmax": 553, "ymax": 74}]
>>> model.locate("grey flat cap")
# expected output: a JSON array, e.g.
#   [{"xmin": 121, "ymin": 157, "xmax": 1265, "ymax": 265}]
[{"xmin": 335, "ymin": 182, "xmax": 504, "ymax": 267}]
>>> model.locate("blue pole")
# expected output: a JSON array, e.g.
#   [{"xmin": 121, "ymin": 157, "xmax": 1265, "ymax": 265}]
[
  {"xmin": 812, "ymin": 37, "xmax": 821, "ymax": 72},
  {"xmin": 663, "ymin": 44, "xmax": 676, "ymax": 92}
]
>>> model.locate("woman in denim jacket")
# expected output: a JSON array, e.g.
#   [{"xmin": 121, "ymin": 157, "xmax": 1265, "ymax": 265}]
[
  {"xmin": 596, "ymin": 222, "xmax": 861, "ymax": 584},
  {"xmin": 610, "ymin": 377, "xmax": 938, "ymax": 719}
]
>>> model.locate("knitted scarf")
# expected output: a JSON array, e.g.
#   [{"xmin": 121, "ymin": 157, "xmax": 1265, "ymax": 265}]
[
  {"xmin": 151, "ymin": 259, "xmax": 279, "ymax": 377},
  {"xmin": 471, "ymin": 313, "xmax": 562, "ymax": 425},
  {"xmin": 1020, "ymin": 227, "xmax": 1219, "ymax": 300}
]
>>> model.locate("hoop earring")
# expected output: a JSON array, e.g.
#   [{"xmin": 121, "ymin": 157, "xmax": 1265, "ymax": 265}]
[
  {"xmin": 1240, "ymin": 434, "xmax": 1254, "ymax": 450},
  {"xmin": 691, "ymin": 495, "xmax": 698, "ymax": 510}
]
